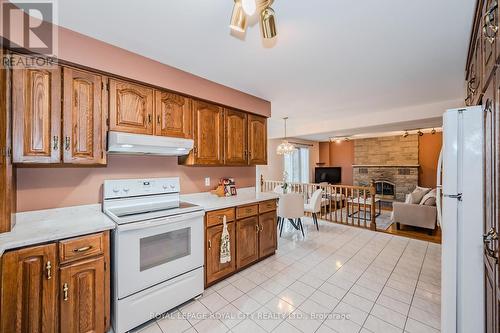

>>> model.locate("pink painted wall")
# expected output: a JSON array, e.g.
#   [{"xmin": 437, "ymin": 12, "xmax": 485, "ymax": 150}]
[
  {"xmin": 57, "ymin": 28, "xmax": 271, "ymax": 116},
  {"xmin": 16, "ymin": 156, "xmax": 256, "ymax": 212}
]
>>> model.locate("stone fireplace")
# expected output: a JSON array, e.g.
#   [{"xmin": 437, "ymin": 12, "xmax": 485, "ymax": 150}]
[
  {"xmin": 353, "ymin": 166, "xmax": 419, "ymax": 201},
  {"xmin": 352, "ymin": 135, "xmax": 419, "ymax": 202}
]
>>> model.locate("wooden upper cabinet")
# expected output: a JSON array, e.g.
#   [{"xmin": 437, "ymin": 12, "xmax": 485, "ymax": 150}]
[
  {"xmin": 259, "ymin": 211, "xmax": 277, "ymax": 258},
  {"xmin": 109, "ymin": 79, "xmax": 154, "ymax": 135},
  {"xmin": 12, "ymin": 55, "xmax": 61, "ymax": 163},
  {"xmin": 247, "ymin": 114, "xmax": 267, "ymax": 165},
  {"xmin": 206, "ymin": 223, "xmax": 236, "ymax": 285},
  {"xmin": 236, "ymin": 216, "xmax": 259, "ymax": 269},
  {"xmin": 0, "ymin": 48, "xmax": 14, "ymax": 233},
  {"xmin": 190, "ymin": 100, "xmax": 224, "ymax": 165},
  {"xmin": 59, "ymin": 256, "xmax": 105, "ymax": 333},
  {"xmin": 62, "ymin": 67, "xmax": 107, "ymax": 165},
  {"xmin": 0, "ymin": 243, "xmax": 58, "ymax": 333},
  {"xmin": 224, "ymin": 109, "xmax": 248, "ymax": 165},
  {"xmin": 155, "ymin": 91, "xmax": 193, "ymax": 139}
]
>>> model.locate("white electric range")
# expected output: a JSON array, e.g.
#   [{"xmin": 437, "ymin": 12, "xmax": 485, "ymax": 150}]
[{"xmin": 103, "ymin": 177, "xmax": 204, "ymax": 333}]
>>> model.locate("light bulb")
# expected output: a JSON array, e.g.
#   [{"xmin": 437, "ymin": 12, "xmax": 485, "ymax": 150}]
[{"xmin": 242, "ymin": 0, "xmax": 256, "ymax": 15}]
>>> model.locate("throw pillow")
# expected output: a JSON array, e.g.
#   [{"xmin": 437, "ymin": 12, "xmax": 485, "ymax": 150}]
[
  {"xmin": 420, "ymin": 188, "xmax": 437, "ymax": 206},
  {"xmin": 409, "ymin": 186, "xmax": 431, "ymax": 204}
]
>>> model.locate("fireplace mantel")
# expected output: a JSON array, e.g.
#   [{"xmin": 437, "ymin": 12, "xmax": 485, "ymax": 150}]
[{"xmin": 352, "ymin": 165, "xmax": 420, "ymax": 168}]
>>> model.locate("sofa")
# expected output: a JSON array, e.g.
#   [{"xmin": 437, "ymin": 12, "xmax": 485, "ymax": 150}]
[{"xmin": 391, "ymin": 187, "xmax": 438, "ymax": 234}]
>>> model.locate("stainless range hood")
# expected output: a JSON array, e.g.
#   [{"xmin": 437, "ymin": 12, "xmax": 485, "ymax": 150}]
[{"xmin": 107, "ymin": 131, "xmax": 193, "ymax": 156}]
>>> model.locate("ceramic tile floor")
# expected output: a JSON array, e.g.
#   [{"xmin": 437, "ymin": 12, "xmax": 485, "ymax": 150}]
[{"xmin": 133, "ymin": 217, "xmax": 441, "ymax": 333}]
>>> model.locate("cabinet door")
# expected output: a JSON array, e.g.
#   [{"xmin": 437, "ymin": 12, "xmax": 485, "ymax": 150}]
[
  {"xmin": 192, "ymin": 101, "xmax": 224, "ymax": 165},
  {"xmin": 63, "ymin": 67, "xmax": 107, "ymax": 165},
  {"xmin": 466, "ymin": 34, "xmax": 483, "ymax": 106},
  {"xmin": 259, "ymin": 211, "xmax": 277, "ymax": 258},
  {"xmin": 12, "ymin": 55, "xmax": 61, "ymax": 163},
  {"xmin": 0, "ymin": 243, "xmax": 57, "ymax": 333},
  {"xmin": 206, "ymin": 223, "xmax": 236, "ymax": 285},
  {"xmin": 483, "ymin": 0, "xmax": 498, "ymax": 86},
  {"xmin": 224, "ymin": 109, "xmax": 248, "ymax": 165},
  {"xmin": 247, "ymin": 114, "xmax": 267, "ymax": 165},
  {"xmin": 155, "ymin": 91, "xmax": 193, "ymax": 139},
  {"xmin": 0, "ymin": 48, "xmax": 14, "ymax": 232},
  {"xmin": 109, "ymin": 79, "xmax": 154, "ymax": 135},
  {"xmin": 236, "ymin": 216, "xmax": 259, "ymax": 269},
  {"xmin": 60, "ymin": 256, "xmax": 105, "ymax": 333}
]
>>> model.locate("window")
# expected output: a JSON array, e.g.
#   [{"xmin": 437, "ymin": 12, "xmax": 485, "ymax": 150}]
[{"xmin": 284, "ymin": 147, "xmax": 310, "ymax": 183}]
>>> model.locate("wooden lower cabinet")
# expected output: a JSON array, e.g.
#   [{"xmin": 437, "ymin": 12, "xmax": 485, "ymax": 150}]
[
  {"xmin": 205, "ymin": 201, "xmax": 277, "ymax": 286},
  {"xmin": 236, "ymin": 216, "xmax": 259, "ymax": 269},
  {"xmin": 60, "ymin": 256, "xmax": 105, "ymax": 333},
  {"xmin": 0, "ymin": 243, "xmax": 58, "ymax": 333},
  {"xmin": 0, "ymin": 232, "xmax": 109, "ymax": 333},
  {"xmin": 259, "ymin": 211, "xmax": 277, "ymax": 258},
  {"xmin": 206, "ymin": 222, "xmax": 236, "ymax": 285}
]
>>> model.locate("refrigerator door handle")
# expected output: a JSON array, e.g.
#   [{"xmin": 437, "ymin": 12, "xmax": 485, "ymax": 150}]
[{"xmin": 443, "ymin": 193, "xmax": 463, "ymax": 201}]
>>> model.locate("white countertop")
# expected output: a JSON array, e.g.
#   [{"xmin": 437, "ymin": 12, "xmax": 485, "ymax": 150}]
[
  {"xmin": 181, "ymin": 187, "xmax": 279, "ymax": 211},
  {"xmin": 0, "ymin": 204, "xmax": 115, "ymax": 256}
]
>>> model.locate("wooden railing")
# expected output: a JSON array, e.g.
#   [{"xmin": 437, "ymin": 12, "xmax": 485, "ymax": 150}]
[{"xmin": 261, "ymin": 177, "xmax": 377, "ymax": 230}]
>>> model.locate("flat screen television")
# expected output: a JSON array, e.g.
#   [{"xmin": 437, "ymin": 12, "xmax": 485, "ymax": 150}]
[{"xmin": 315, "ymin": 167, "xmax": 341, "ymax": 184}]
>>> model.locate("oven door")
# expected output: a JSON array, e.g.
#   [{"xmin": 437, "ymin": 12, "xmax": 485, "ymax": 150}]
[{"xmin": 114, "ymin": 210, "xmax": 204, "ymax": 299}]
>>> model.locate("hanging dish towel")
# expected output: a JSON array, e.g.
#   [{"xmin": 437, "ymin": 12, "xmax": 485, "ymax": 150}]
[{"xmin": 220, "ymin": 215, "xmax": 231, "ymax": 264}]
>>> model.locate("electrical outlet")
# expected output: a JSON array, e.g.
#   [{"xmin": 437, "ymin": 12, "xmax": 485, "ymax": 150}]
[{"xmin": 205, "ymin": 177, "xmax": 210, "ymax": 187}]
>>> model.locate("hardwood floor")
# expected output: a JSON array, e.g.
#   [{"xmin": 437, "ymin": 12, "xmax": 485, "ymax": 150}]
[{"xmin": 384, "ymin": 223, "xmax": 442, "ymax": 244}]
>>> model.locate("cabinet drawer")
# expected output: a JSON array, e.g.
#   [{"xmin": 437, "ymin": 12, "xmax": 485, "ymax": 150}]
[
  {"xmin": 236, "ymin": 205, "xmax": 258, "ymax": 219},
  {"xmin": 59, "ymin": 232, "xmax": 104, "ymax": 264},
  {"xmin": 259, "ymin": 200, "xmax": 276, "ymax": 213},
  {"xmin": 206, "ymin": 208, "xmax": 235, "ymax": 227}
]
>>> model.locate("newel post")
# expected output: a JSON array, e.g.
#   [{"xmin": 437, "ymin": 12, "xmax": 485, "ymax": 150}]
[{"xmin": 369, "ymin": 180, "xmax": 377, "ymax": 231}]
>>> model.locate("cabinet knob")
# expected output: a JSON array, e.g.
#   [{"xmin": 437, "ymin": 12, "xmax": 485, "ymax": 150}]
[
  {"xmin": 208, "ymin": 240, "xmax": 212, "ymax": 249},
  {"xmin": 255, "ymin": 224, "xmax": 259, "ymax": 233}
]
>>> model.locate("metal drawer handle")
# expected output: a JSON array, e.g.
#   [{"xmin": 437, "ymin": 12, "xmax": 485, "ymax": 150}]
[
  {"xmin": 73, "ymin": 245, "xmax": 92, "ymax": 253},
  {"xmin": 260, "ymin": 225, "xmax": 263, "ymax": 232},
  {"xmin": 45, "ymin": 261, "xmax": 52, "ymax": 280},
  {"xmin": 255, "ymin": 224, "xmax": 259, "ymax": 233},
  {"xmin": 208, "ymin": 240, "xmax": 212, "ymax": 249},
  {"xmin": 64, "ymin": 137, "xmax": 70, "ymax": 151},
  {"xmin": 53, "ymin": 136, "xmax": 59, "ymax": 150},
  {"xmin": 63, "ymin": 283, "xmax": 69, "ymax": 301}
]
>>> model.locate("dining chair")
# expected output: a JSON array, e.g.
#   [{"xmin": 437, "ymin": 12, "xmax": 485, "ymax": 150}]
[
  {"xmin": 304, "ymin": 189, "xmax": 322, "ymax": 231},
  {"xmin": 277, "ymin": 193, "xmax": 305, "ymax": 237}
]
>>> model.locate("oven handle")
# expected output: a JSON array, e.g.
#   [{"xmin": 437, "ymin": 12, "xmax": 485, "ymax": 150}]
[{"xmin": 116, "ymin": 210, "xmax": 205, "ymax": 232}]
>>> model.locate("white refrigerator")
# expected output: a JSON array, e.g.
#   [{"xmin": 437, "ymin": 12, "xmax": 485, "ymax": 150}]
[{"xmin": 438, "ymin": 106, "xmax": 484, "ymax": 333}]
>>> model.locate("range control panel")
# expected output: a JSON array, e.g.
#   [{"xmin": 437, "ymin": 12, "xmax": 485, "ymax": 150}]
[{"xmin": 103, "ymin": 177, "xmax": 180, "ymax": 199}]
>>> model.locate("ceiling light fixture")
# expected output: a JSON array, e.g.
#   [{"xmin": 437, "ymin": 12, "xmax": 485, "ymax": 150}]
[
  {"xmin": 276, "ymin": 117, "xmax": 296, "ymax": 155},
  {"xmin": 431, "ymin": 128, "xmax": 436, "ymax": 135},
  {"xmin": 230, "ymin": 0, "xmax": 247, "ymax": 32},
  {"xmin": 417, "ymin": 130, "xmax": 424, "ymax": 136},
  {"xmin": 403, "ymin": 131, "xmax": 409, "ymax": 138}
]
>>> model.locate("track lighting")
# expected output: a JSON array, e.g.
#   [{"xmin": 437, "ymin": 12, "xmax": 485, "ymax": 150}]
[
  {"xmin": 417, "ymin": 130, "xmax": 424, "ymax": 136},
  {"xmin": 230, "ymin": 0, "xmax": 247, "ymax": 32},
  {"xmin": 229, "ymin": 0, "xmax": 278, "ymax": 40},
  {"xmin": 403, "ymin": 131, "xmax": 409, "ymax": 138},
  {"xmin": 431, "ymin": 128, "xmax": 436, "ymax": 135},
  {"xmin": 261, "ymin": 6, "xmax": 277, "ymax": 39}
]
